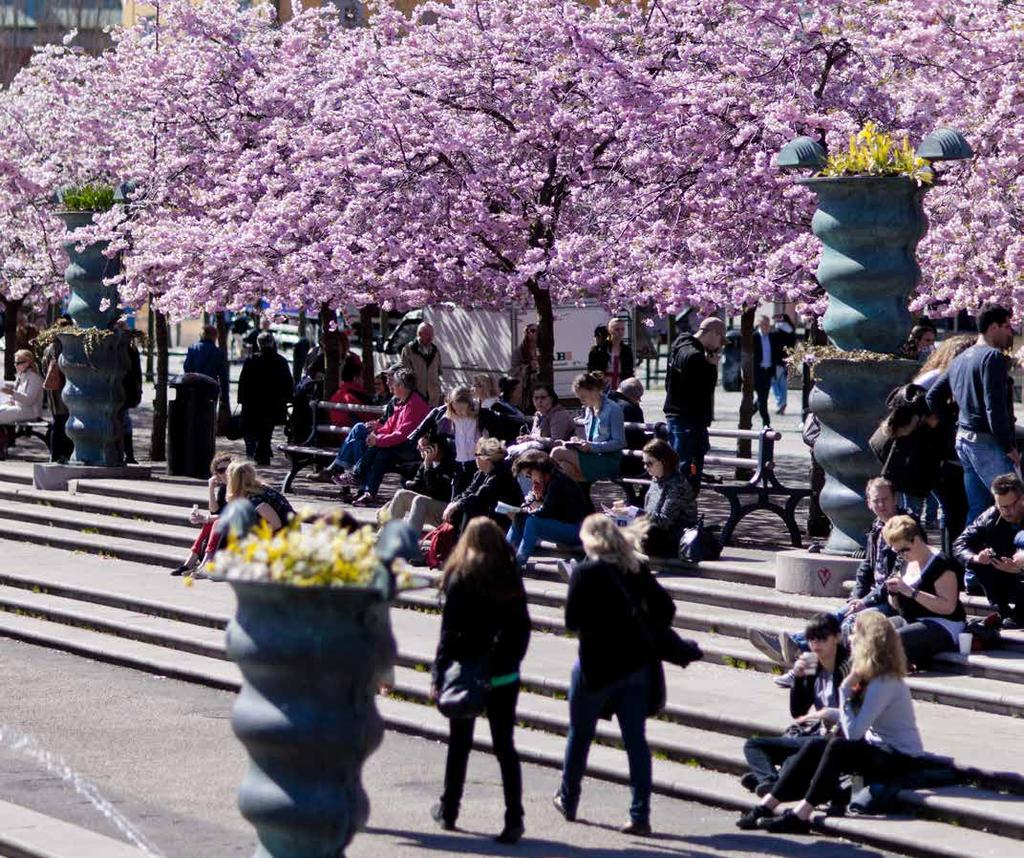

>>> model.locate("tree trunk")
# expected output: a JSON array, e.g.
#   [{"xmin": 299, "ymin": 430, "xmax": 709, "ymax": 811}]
[
  {"xmin": 735, "ymin": 307, "xmax": 756, "ymax": 480},
  {"xmin": 145, "ymin": 298, "xmax": 154, "ymax": 383},
  {"xmin": 319, "ymin": 303, "xmax": 340, "ymax": 397},
  {"xmin": 215, "ymin": 312, "xmax": 230, "ymax": 434},
  {"xmin": 359, "ymin": 304, "xmax": 377, "ymax": 390},
  {"xmin": 529, "ymin": 282, "xmax": 555, "ymax": 386},
  {"xmin": 149, "ymin": 308, "xmax": 169, "ymax": 462},
  {"xmin": 3, "ymin": 297, "xmax": 22, "ymax": 380}
]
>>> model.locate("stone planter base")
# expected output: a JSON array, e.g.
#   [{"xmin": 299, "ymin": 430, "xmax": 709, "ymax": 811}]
[
  {"xmin": 34, "ymin": 463, "xmax": 152, "ymax": 491},
  {"xmin": 775, "ymin": 549, "xmax": 860, "ymax": 599}
]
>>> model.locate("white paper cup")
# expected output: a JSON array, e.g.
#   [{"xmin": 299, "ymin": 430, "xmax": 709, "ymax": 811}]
[{"xmin": 958, "ymin": 632, "xmax": 973, "ymax": 656}]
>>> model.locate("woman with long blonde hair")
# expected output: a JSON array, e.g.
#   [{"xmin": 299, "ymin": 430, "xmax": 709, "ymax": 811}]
[
  {"xmin": 553, "ymin": 514, "xmax": 675, "ymax": 835},
  {"xmin": 738, "ymin": 610, "xmax": 924, "ymax": 834}
]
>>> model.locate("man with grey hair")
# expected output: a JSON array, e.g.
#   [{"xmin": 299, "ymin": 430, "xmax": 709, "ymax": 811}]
[
  {"xmin": 400, "ymin": 321, "xmax": 444, "ymax": 406},
  {"xmin": 345, "ymin": 367, "xmax": 431, "ymax": 505},
  {"xmin": 664, "ymin": 316, "xmax": 726, "ymax": 491}
]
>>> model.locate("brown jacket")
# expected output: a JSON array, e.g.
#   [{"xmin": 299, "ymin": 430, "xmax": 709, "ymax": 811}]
[{"xmin": 400, "ymin": 341, "xmax": 444, "ymax": 406}]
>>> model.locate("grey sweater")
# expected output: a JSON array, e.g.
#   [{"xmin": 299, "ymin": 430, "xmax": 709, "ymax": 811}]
[{"xmin": 839, "ymin": 675, "xmax": 923, "ymax": 757}]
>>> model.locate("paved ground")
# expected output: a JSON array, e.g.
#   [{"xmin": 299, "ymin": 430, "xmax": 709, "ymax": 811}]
[{"xmin": 0, "ymin": 637, "xmax": 898, "ymax": 858}]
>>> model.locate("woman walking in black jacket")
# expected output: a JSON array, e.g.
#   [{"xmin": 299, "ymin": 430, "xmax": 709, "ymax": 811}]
[
  {"xmin": 431, "ymin": 518, "xmax": 531, "ymax": 844},
  {"xmin": 553, "ymin": 514, "xmax": 675, "ymax": 835}
]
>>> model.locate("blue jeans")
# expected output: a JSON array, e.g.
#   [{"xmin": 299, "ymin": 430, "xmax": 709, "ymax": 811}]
[
  {"xmin": 665, "ymin": 417, "xmax": 708, "ymax": 492},
  {"xmin": 506, "ymin": 515, "xmax": 582, "ymax": 565},
  {"xmin": 956, "ymin": 431, "xmax": 1015, "ymax": 587},
  {"xmin": 353, "ymin": 439, "xmax": 419, "ymax": 496},
  {"xmin": 332, "ymin": 421, "xmax": 369, "ymax": 470},
  {"xmin": 790, "ymin": 605, "xmax": 894, "ymax": 651},
  {"xmin": 771, "ymin": 365, "xmax": 788, "ymax": 410},
  {"xmin": 558, "ymin": 661, "xmax": 652, "ymax": 824},
  {"xmin": 957, "ymin": 431, "xmax": 1014, "ymax": 524}
]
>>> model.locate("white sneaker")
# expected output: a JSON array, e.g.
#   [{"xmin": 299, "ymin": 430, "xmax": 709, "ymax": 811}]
[
  {"xmin": 773, "ymin": 669, "xmax": 796, "ymax": 689},
  {"xmin": 748, "ymin": 628, "xmax": 786, "ymax": 667},
  {"xmin": 779, "ymin": 632, "xmax": 803, "ymax": 666}
]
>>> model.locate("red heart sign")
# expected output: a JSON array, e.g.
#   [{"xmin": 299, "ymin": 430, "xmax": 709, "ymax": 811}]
[{"xmin": 816, "ymin": 567, "xmax": 833, "ymax": 588}]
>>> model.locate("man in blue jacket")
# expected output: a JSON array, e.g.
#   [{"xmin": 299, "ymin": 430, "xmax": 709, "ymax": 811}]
[{"xmin": 184, "ymin": 325, "xmax": 230, "ymax": 410}]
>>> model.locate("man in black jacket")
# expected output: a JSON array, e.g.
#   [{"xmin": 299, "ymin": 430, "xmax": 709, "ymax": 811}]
[
  {"xmin": 663, "ymin": 317, "xmax": 725, "ymax": 491},
  {"xmin": 740, "ymin": 614, "xmax": 849, "ymax": 801},
  {"xmin": 753, "ymin": 315, "xmax": 781, "ymax": 427},
  {"xmin": 381, "ymin": 433, "xmax": 456, "ymax": 534},
  {"xmin": 609, "ymin": 377, "xmax": 646, "ymax": 478},
  {"xmin": 952, "ymin": 472, "xmax": 1024, "ymax": 629}
]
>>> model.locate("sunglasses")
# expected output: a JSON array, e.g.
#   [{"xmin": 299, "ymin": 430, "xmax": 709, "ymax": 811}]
[
  {"xmin": 642, "ymin": 458, "xmax": 657, "ymax": 467},
  {"xmin": 894, "ymin": 545, "xmax": 912, "ymax": 555},
  {"xmin": 215, "ymin": 466, "xmax": 228, "ymax": 475}
]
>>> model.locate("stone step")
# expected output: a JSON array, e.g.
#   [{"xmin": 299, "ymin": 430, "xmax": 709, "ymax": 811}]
[
  {"xmin": 0, "ymin": 479, "xmax": 201, "ymax": 527},
  {"xmin": 388, "ymin": 664, "xmax": 1024, "ymax": 840},
  {"xmin": 402, "ymin": 573, "xmax": 1024, "ymax": 693},
  {"xmin": 0, "ymin": 593, "xmax": 1019, "ymax": 853},
  {"xmin": 0, "ymin": 517, "xmax": 180, "ymax": 569},
  {"xmin": 0, "ymin": 562, "xmax": 1018, "ymax": 800},
  {"xmin": 377, "ymin": 691, "xmax": 1024, "ymax": 858},
  {"xmin": 0, "ymin": 797, "xmax": 154, "ymax": 858},
  {"xmin": 0, "ymin": 494, "xmax": 196, "ymax": 549}
]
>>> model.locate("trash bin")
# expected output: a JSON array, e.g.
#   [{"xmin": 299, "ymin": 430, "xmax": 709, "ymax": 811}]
[
  {"xmin": 721, "ymin": 329, "xmax": 742, "ymax": 392},
  {"xmin": 168, "ymin": 373, "xmax": 220, "ymax": 478}
]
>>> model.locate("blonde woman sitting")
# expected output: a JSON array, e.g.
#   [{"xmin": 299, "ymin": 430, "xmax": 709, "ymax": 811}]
[{"xmin": 0, "ymin": 349, "xmax": 44, "ymax": 457}]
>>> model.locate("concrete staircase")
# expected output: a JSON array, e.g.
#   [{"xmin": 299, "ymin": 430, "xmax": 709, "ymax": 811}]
[{"xmin": 0, "ymin": 462, "xmax": 1022, "ymax": 857}]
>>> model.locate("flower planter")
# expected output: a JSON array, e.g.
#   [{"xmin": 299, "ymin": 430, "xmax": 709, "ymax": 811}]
[
  {"xmin": 57, "ymin": 330, "xmax": 131, "ymax": 466},
  {"xmin": 226, "ymin": 580, "xmax": 397, "ymax": 858},
  {"xmin": 799, "ymin": 175, "xmax": 929, "ymax": 354},
  {"xmin": 57, "ymin": 210, "xmax": 127, "ymax": 465},
  {"xmin": 809, "ymin": 358, "xmax": 919, "ymax": 554}
]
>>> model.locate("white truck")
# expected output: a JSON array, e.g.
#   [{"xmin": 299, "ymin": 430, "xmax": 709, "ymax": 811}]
[{"xmin": 377, "ymin": 303, "xmax": 627, "ymax": 398}]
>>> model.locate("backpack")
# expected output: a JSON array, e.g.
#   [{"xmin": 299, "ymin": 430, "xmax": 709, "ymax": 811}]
[
  {"xmin": 678, "ymin": 516, "xmax": 722, "ymax": 564},
  {"xmin": 425, "ymin": 522, "xmax": 460, "ymax": 569}
]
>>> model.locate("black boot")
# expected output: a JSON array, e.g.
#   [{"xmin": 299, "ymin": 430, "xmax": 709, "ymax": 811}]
[
  {"xmin": 430, "ymin": 800, "xmax": 456, "ymax": 831},
  {"xmin": 123, "ymin": 429, "xmax": 137, "ymax": 465},
  {"xmin": 496, "ymin": 813, "xmax": 524, "ymax": 844}
]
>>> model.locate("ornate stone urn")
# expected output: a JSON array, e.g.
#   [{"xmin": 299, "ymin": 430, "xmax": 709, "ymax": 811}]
[
  {"xmin": 222, "ymin": 519, "xmax": 419, "ymax": 858},
  {"xmin": 56, "ymin": 208, "xmax": 130, "ymax": 466},
  {"xmin": 777, "ymin": 130, "xmax": 972, "ymax": 553}
]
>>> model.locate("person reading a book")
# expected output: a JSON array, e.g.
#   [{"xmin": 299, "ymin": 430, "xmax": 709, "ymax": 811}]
[
  {"xmin": 507, "ymin": 450, "xmax": 589, "ymax": 565},
  {"xmin": 612, "ymin": 439, "xmax": 698, "ymax": 558},
  {"xmin": 441, "ymin": 437, "xmax": 524, "ymax": 535}
]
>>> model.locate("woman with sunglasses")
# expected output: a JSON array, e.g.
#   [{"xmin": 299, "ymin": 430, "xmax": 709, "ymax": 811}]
[
  {"xmin": 881, "ymin": 514, "xmax": 965, "ymax": 667},
  {"xmin": 618, "ymin": 439, "xmax": 698, "ymax": 558},
  {"xmin": 170, "ymin": 452, "xmax": 234, "ymax": 576},
  {"xmin": 0, "ymin": 349, "xmax": 44, "ymax": 458}
]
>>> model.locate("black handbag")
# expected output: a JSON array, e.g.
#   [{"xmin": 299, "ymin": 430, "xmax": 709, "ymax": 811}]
[
  {"xmin": 437, "ymin": 655, "xmax": 491, "ymax": 719},
  {"xmin": 678, "ymin": 516, "xmax": 722, "ymax": 563}
]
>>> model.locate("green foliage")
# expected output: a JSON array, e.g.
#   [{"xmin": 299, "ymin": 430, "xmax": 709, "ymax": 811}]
[
  {"xmin": 820, "ymin": 122, "xmax": 933, "ymax": 184},
  {"xmin": 60, "ymin": 183, "xmax": 116, "ymax": 212}
]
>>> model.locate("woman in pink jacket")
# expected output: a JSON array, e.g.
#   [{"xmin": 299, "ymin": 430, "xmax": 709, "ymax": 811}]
[{"xmin": 349, "ymin": 367, "xmax": 431, "ymax": 505}]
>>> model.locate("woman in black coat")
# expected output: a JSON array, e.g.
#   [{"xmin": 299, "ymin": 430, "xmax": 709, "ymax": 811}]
[
  {"xmin": 431, "ymin": 518, "xmax": 531, "ymax": 844},
  {"xmin": 553, "ymin": 514, "xmax": 675, "ymax": 835},
  {"xmin": 442, "ymin": 437, "xmax": 523, "ymax": 533}
]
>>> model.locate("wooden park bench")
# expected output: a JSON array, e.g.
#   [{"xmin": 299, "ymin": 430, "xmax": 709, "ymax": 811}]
[
  {"xmin": 599, "ymin": 421, "xmax": 810, "ymax": 547},
  {"xmin": 277, "ymin": 400, "xmax": 385, "ymax": 493},
  {"xmin": 13, "ymin": 419, "xmax": 52, "ymax": 449}
]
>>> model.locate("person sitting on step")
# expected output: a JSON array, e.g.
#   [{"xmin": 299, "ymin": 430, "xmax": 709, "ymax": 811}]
[
  {"xmin": 952, "ymin": 472, "xmax": 1024, "ymax": 630},
  {"xmin": 737, "ymin": 611, "xmax": 924, "ymax": 834},
  {"xmin": 378, "ymin": 433, "xmax": 456, "ymax": 536},
  {"xmin": 749, "ymin": 477, "xmax": 910, "ymax": 684},
  {"xmin": 442, "ymin": 437, "xmax": 524, "ymax": 536},
  {"xmin": 740, "ymin": 614, "xmax": 850, "ymax": 798},
  {"xmin": 171, "ymin": 452, "xmax": 234, "ymax": 577},
  {"xmin": 507, "ymin": 450, "xmax": 588, "ymax": 566}
]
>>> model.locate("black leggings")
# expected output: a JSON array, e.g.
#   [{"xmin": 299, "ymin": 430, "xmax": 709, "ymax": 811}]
[
  {"xmin": 441, "ymin": 682, "xmax": 523, "ymax": 827},
  {"xmin": 771, "ymin": 736, "xmax": 916, "ymax": 806}
]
